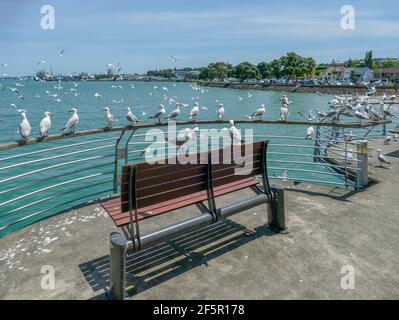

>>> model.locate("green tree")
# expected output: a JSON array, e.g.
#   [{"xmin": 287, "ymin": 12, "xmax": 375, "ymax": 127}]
[
  {"xmin": 364, "ymin": 50, "xmax": 373, "ymax": 68},
  {"xmin": 279, "ymin": 52, "xmax": 316, "ymax": 79},
  {"xmin": 382, "ymin": 60, "xmax": 397, "ymax": 68},
  {"xmin": 257, "ymin": 62, "xmax": 271, "ymax": 79},
  {"xmin": 200, "ymin": 62, "xmax": 234, "ymax": 81},
  {"xmin": 350, "ymin": 70, "xmax": 357, "ymax": 83},
  {"xmin": 234, "ymin": 62, "xmax": 261, "ymax": 81},
  {"xmin": 269, "ymin": 59, "xmax": 282, "ymax": 78}
]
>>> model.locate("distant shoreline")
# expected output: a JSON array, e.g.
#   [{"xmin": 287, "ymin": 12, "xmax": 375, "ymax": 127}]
[{"xmin": 200, "ymin": 81, "xmax": 399, "ymax": 96}]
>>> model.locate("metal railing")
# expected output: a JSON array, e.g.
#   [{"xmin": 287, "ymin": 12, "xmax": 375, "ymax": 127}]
[{"xmin": 0, "ymin": 119, "xmax": 389, "ymax": 237}]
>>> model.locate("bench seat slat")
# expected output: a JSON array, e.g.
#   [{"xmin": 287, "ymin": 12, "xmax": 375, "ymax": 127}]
[{"xmin": 101, "ymin": 177, "xmax": 259, "ymax": 227}]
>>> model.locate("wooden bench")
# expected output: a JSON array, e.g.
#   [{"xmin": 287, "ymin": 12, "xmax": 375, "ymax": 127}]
[{"xmin": 104, "ymin": 140, "xmax": 287, "ymax": 299}]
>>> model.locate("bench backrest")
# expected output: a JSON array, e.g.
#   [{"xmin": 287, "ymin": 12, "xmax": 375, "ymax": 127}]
[{"xmin": 121, "ymin": 140, "xmax": 268, "ymax": 212}]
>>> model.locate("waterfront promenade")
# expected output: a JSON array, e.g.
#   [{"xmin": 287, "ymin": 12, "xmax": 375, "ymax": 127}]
[{"xmin": 0, "ymin": 137, "xmax": 398, "ymax": 300}]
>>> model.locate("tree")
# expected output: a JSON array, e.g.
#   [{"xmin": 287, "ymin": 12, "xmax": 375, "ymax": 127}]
[
  {"xmin": 234, "ymin": 62, "xmax": 261, "ymax": 81},
  {"xmin": 257, "ymin": 62, "xmax": 271, "ymax": 79},
  {"xmin": 382, "ymin": 60, "xmax": 397, "ymax": 68},
  {"xmin": 269, "ymin": 59, "xmax": 282, "ymax": 78},
  {"xmin": 350, "ymin": 70, "xmax": 357, "ymax": 83},
  {"xmin": 279, "ymin": 52, "xmax": 316, "ymax": 79},
  {"xmin": 199, "ymin": 62, "xmax": 234, "ymax": 81},
  {"xmin": 364, "ymin": 50, "xmax": 373, "ymax": 69}
]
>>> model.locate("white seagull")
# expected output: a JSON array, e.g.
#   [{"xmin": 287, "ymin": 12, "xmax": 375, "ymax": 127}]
[
  {"xmin": 249, "ymin": 104, "xmax": 266, "ymax": 119},
  {"xmin": 61, "ymin": 108, "xmax": 79, "ymax": 133},
  {"xmin": 126, "ymin": 107, "xmax": 139, "ymax": 125},
  {"xmin": 376, "ymin": 149, "xmax": 391, "ymax": 168},
  {"xmin": 188, "ymin": 102, "xmax": 199, "ymax": 121},
  {"xmin": 148, "ymin": 104, "xmax": 166, "ymax": 123},
  {"xmin": 167, "ymin": 103, "xmax": 181, "ymax": 121},
  {"xmin": 305, "ymin": 126, "xmax": 314, "ymax": 139},
  {"xmin": 280, "ymin": 104, "xmax": 289, "ymax": 121},
  {"xmin": 39, "ymin": 111, "xmax": 52, "ymax": 137},
  {"xmin": 217, "ymin": 103, "xmax": 225, "ymax": 120},
  {"xmin": 94, "ymin": 92, "xmax": 102, "ymax": 100},
  {"xmin": 18, "ymin": 110, "xmax": 31, "ymax": 141},
  {"xmin": 229, "ymin": 120, "xmax": 243, "ymax": 145},
  {"xmin": 104, "ymin": 106, "xmax": 118, "ymax": 128}
]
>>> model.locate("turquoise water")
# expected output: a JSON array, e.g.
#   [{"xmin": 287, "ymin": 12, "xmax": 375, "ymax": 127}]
[{"xmin": 0, "ymin": 80, "xmax": 354, "ymax": 236}]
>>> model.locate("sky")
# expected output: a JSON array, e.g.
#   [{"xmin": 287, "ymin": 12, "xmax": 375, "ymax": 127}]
[{"xmin": 0, "ymin": 0, "xmax": 398, "ymax": 76}]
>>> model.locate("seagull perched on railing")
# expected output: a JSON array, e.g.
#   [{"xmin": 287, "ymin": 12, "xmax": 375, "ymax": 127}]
[
  {"xmin": 18, "ymin": 110, "xmax": 31, "ymax": 141},
  {"xmin": 228, "ymin": 120, "xmax": 244, "ymax": 145},
  {"xmin": 188, "ymin": 102, "xmax": 199, "ymax": 121},
  {"xmin": 248, "ymin": 104, "xmax": 266, "ymax": 119},
  {"xmin": 167, "ymin": 103, "xmax": 181, "ymax": 121},
  {"xmin": 384, "ymin": 135, "xmax": 392, "ymax": 145},
  {"xmin": 381, "ymin": 103, "xmax": 394, "ymax": 119},
  {"xmin": 354, "ymin": 109, "xmax": 370, "ymax": 124},
  {"xmin": 126, "ymin": 107, "xmax": 139, "ymax": 125},
  {"xmin": 365, "ymin": 105, "xmax": 381, "ymax": 121},
  {"xmin": 61, "ymin": 108, "xmax": 79, "ymax": 133},
  {"xmin": 148, "ymin": 104, "xmax": 166, "ymax": 123},
  {"xmin": 376, "ymin": 149, "xmax": 391, "ymax": 168},
  {"xmin": 39, "ymin": 111, "xmax": 52, "ymax": 137},
  {"xmin": 104, "ymin": 106, "xmax": 118, "ymax": 128},
  {"xmin": 217, "ymin": 103, "xmax": 225, "ymax": 120},
  {"xmin": 280, "ymin": 104, "xmax": 289, "ymax": 121}
]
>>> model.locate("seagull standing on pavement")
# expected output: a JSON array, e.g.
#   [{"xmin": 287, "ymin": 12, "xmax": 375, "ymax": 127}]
[
  {"xmin": 61, "ymin": 108, "xmax": 79, "ymax": 133},
  {"xmin": 39, "ymin": 111, "xmax": 52, "ymax": 137},
  {"xmin": 376, "ymin": 149, "xmax": 391, "ymax": 168}
]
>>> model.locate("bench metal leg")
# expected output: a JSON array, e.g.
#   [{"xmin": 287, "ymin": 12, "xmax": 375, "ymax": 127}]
[
  {"xmin": 267, "ymin": 185, "xmax": 288, "ymax": 233},
  {"xmin": 108, "ymin": 231, "xmax": 127, "ymax": 300}
]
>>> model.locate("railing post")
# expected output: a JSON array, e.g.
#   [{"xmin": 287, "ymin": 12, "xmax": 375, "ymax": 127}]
[
  {"xmin": 108, "ymin": 231, "xmax": 127, "ymax": 300},
  {"xmin": 356, "ymin": 140, "xmax": 368, "ymax": 190},
  {"xmin": 382, "ymin": 123, "xmax": 387, "ymax": 137},
  {"xmin": 267, "ymin": 185, "xmax": 288, "ymax": 233},
  {"xmin": 113, "ymin": 131, "xmax": 126, "ymax": 194},
  {"xmin": 313, "ymin": 126, "xmax": 321, "ymax": 162}
]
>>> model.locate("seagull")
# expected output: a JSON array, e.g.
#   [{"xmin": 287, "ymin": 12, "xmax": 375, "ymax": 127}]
[
  {"xmin": 126, "ymin": 107, "xmax": 139, "ymax": 125},
  {"xmin": 305, "ymin": 126, "xmax": 314, "ymax": 139},
  {"xmin": 171, "ymin": 56, "xmax": 178, "ymax": 63},
  {"xmin": 0, "ymin": 63, "xmax": 8, "ymax": 67},
  {"xmin": 297, "ymin": 110, "xmax": 315, "ymax": 121},
  {"xmin": 217, "ymin": 103, "xmax": 225, "ymax": 120},
  {"xmin": 8, "ymin": 87, "xmax": 19, "ymax": 95},
  {"xmin": 148, "ymin": 104, "xmax": 166, "ymax": 123},
  {"xmin": 376, "ymin": 149, "xmax": 391, "ymax": 168},
  {"xmin": 354, "ymin": 109, "xmax": 370, "ymax": 124},
  {"xmin": 188, "ymin": 102, "xmax": 199, "ymax": 121},
  {"xmin": 61, "ymin": 108, "xmax": 79, "ymax": 133},
  {"xmin": 39, "ymin": 111, "xmax": 52, "ymax": 137},
  {"xmin": 168, "ymin": 127, "xmax": 200, "ymax": 153},
  {"xmin": 18, "ymin": 110, "xmax": 31, "ymax": 141},
  {"xmin": 280, "ymin": 104, "xmax": 289, "ymax": 121},
  {"xmin": 59, "ymin": 49, "xmax": 65, "ymax": 57},
  {"xmin": 94, "ymin": 92, "xmax": 102, "ymax": 100},
  {"xmin": 365, "ymin": 105, "xmax": 382, "ymax": 121},
  {"xmin": 381, "ymin": 103, "xmax": 394, "ymax": 119},
  {"xmin": 104, "ymin": 106, "xmax": 118, "ymax": 128},
  {"xmin": 229, "ymin": 120, "xmax": 243, "ymax": 145},
  {"xmin": 167, "ymin": 103, "xmax": 181, "ymax": 121},
  {"xmin": 249, "ymin": 104, "xmax": 266, "ymax": 119},
  {"xmin": 247, "ymin": 91, "xmax": 253, "ymax": 98},
  {"xmin": 280, "ymin": 95, "xmax": 292, "ymax": 106},
  {"xmin": 384, "ymin": 135, "xmax": 392, "ymax": 145},
  {"xmin": 37, "ymin": 60, "xmax": 46, "ymax": 65}
]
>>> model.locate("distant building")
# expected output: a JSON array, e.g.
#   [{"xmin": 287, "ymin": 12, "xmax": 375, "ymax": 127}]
[
  {"xmin": 322, "ymin": 66, "xmax": 345, "ymax": 81},
  {"xmin": 377, "ymin": 67, "xmax": 399, "ymax": 82},
  {"xmin": 342, "ymin": 67, "xmax": 374, "ymax": 83}
]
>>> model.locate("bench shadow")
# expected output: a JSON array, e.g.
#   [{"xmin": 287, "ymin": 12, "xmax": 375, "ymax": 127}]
[{"xmin": 79, "ymin": 219, "xmax": 276, "ymax": 299}]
